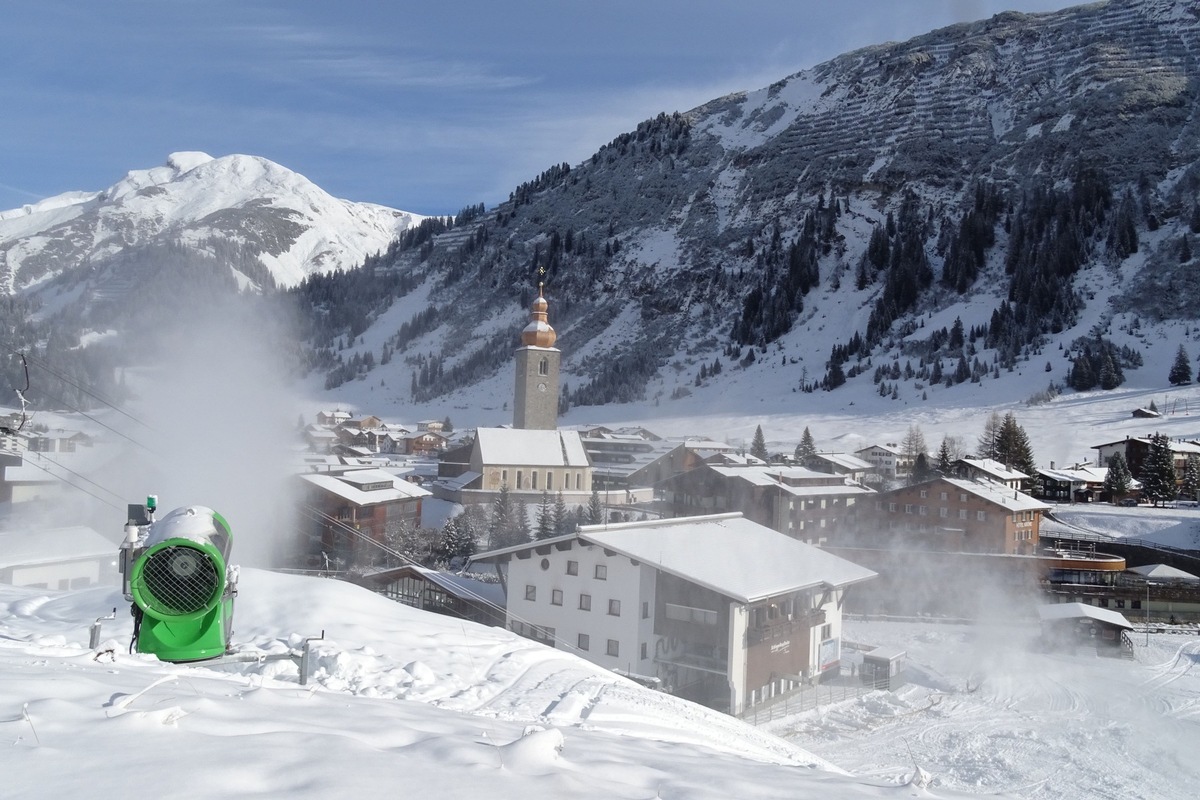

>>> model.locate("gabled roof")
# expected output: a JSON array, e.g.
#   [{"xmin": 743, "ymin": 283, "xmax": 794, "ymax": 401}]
[
  {"xmin": 856, "ymin": 443, "xmax": 903, "ymax": 456},
  {"xmin": 940, "ymin": 477, "xmax": 1050, "ymax": 512},
  {"xmin": 1127, "ymin": 564, "xmax": 1200, "ymax": 581},
  {"xmin": 809, "ymin": 452, "xmax": 874, "ymax": 472},
  {"xmin": 579, "ymin": 513, "xmax": 876, "ymax": 604},
  {"xmin": 701, "ymin": 465, "xmax": 859, "ymax": 492},
  {"xmin": 1037, "ymin": 466, "xmax": 1104, "ymax": 483},
  {"xmin": 1038, "ymin": 602, "xmax": 1134, "ymax": 630},
  {"xmin": 958, "ymin": 457, "xmax": 1028, "ymax": 482},
  {"xmin": 300, "ymin": 469, "xmax": 430, "ymax": 505},
  {"xmin": 1091, "ymin": 437, "xmax": 1200, "ymax": 455},
  {"xmin": 474, "ymin": 428, "xmax": 590, "ymax": 467}
]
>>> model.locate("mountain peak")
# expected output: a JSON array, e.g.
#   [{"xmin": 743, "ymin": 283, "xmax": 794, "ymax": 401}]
[{"xmin": 0, "ymin": 152, "xmax": 425, "ymax": 294}]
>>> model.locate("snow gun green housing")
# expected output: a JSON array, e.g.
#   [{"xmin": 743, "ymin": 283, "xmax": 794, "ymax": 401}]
[{"xmin": 120, "ymin": 499, "xmax": 238, "ymax": 662}]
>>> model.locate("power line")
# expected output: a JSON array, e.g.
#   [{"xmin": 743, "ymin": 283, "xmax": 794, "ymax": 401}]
[
  {"xmin": 300, "ymin": 505, "xmax": 591, "ymax": 657},
  {"xmin": 12, "ymin": 450, "xmax": 124, "ymax": 511}
]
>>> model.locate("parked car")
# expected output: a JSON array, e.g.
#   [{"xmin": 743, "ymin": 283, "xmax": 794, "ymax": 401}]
[{"xmin": 1118, "ymin": 498, "xmax": 1138, "ymax": 507}]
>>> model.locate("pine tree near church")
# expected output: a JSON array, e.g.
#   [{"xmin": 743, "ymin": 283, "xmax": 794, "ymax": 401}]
[
  {"xmin": 588, "ymin": 489, "xmax": 604, "ymax": 525},
  {"xmin": 535, "ymin": 491, "xmax": 555, "ymax": 540},
  {"xmin": 553, "ymin": 491, "xmax": 572, "ymax": 536}
]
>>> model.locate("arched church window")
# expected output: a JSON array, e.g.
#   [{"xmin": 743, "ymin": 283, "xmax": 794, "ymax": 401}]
[{"xmin": 539, "ymin": 358, "xmax": 549, "ymax": 376}]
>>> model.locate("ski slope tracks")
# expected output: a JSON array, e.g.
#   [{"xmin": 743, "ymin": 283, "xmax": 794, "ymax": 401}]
[{"xmin": 3, "ymin": 568, "xmax": 1003, "ymax": 800}]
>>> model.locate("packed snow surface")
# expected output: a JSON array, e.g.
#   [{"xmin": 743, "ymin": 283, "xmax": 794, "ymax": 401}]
[
  {"xmin": 3, "ymin": 566, "xmax": 1198, "ymax": 798},
  {"xmin": 3, "ymin": 569, "xmax": 1015, "ymax": 800}
]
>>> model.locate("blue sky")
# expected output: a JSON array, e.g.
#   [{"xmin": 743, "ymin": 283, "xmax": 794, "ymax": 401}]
[{"xmin": 3, "ymin": 0, "xmax": 1081, "ymax": 215}]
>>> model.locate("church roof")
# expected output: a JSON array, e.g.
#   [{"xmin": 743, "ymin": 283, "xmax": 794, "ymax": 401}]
[
  {"xmin": 474, "ymin": 428, "xmax": 590, "ymax": 467},
  {"xmin": 520, "ymin": 284, "xmax": 557, "ymax": 348}
]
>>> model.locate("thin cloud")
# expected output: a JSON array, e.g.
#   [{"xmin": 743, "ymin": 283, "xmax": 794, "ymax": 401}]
[
  {"xmin": 294, "ymin": 53, "xmax": 537, "ymax": 91},
  {"xmin": 227, "ymin": 22, "xmax": 534, "ymax": 92}
]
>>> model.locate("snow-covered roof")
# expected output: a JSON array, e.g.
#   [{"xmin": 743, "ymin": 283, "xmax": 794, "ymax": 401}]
[
  {"xmin": 300, "ymin": 469, "xmax": 430, "ymax": 505},
  {"xmin": 579, "ymin": 513, "xmax": 877, "ymax": 603},
  {"xmin": 409, "ymin": 566, "xmax": 506, "ymax": 608},
  {"xmin": 708, "ymin": 466, "xmax": 784, "ymax": 487},
  {"xmin": 1127, "ymin": 564, "xmax": 1200, "ymax": 581},
  {"xmin": 778, "ymin": 483, "xmax": 874, "ymax": 499},
  {"xmin": 1091, "ymin": 437, "xmax": 1200, "ymax": 455},
  {"xmin": 474, "ymin": 428, "xmax": 590, "ymax": 467},
  {"xmin": 0, "ymin": 527, "xmax": 115, "ymax": 569},
  {"xmin": 856, "ymin": 443, "xmax": 903, "ymax": 456},
  {"xmin": 940, "ymin": 477, "xmax": 1050, "ymax": 512},
  {"xmin": 809, "ymin": 452, "xmax": 874, "ymax": 472},
  {"xmin": 1037, "ymin": 465, "xmax": 1106, "ymax": 484},
  {"xmin": 958, "ymin": 457, "xmax": 1029, "ymax": 482},
  {"xmin": 1038, "ymin": 602, "xmax": 1134, "ymax": 630},
  {"xmin": 704, "ymin": 466, "xmax": 860, "ymax": 493},
  {"xmin": 437, "ymin": 471, "xmax": 481, "ymax": 492}
]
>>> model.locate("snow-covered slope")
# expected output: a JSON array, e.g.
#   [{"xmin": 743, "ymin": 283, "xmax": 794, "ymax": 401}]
[
  {"xmin": 0, "ymin": 569, "xmax": 1011, "ymax": 799},
  {"xmin": 295, "ymin": 0, "xmax": 1200, "ymax": 419},
  {"xmin": 0, "ymin": 151, "xmax": 423, "ymax": 293}
]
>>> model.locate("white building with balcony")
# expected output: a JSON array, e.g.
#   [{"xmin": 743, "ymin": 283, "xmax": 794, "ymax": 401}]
[{"xmin": 470, "ymin": 513, "xmax": 875, "ymax": 715}]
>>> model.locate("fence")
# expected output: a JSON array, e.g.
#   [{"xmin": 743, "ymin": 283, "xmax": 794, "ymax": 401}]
[{"xmin": 740, "ymin": 675, "xmax": 885, "ymax": 725}]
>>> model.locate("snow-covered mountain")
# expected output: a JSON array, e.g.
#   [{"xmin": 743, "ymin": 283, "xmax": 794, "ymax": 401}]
[
  {"xmin": 0, "ymin": 151, "xmax": 422, "ymax": 294},
  {"xmin": 294, "ymin": 0, "xmax": 1200, "ymax": 418}
]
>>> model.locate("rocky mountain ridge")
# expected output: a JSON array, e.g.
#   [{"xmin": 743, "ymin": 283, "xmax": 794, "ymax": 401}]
[
  {"xmin": 296, "ymin": 0, "xmax": 1198, "ymax": 415},
  {"xmin": 4, "ymin": 0, "xmax": 1200, "ymax": 418}
]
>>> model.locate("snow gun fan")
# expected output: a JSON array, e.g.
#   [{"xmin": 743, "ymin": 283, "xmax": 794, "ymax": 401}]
[{"xmin": 119, "ymin": 498, "xmax": 238, "ymax": 662}]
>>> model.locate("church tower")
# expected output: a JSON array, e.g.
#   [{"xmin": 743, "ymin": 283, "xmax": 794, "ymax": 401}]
[{"xmin": 513, "ymin": 284, "xmax": 561, "ymax": 430}]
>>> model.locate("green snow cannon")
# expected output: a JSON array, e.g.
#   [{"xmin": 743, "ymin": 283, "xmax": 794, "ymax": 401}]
[{"xmin": 122, "ymin": 503, "xmax": 238, "ymax": 662}]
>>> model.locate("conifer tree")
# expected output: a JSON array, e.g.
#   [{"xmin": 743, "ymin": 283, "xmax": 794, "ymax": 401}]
[
  {"xmin": 996, "ymin": 412, "xmax": 1037, "ymax": 488},
  {"xmin": 977, "ymin": 411, "xmax": 1003, "ymax": 460},
  {"xmin": 750, "ymin": 425, "xmax": 768, "ymax": 461},
  {"xmin": 535, "ymin": 491, "xmax": 555, "ymax": 540},
  {"xmin": 489, "ymin": 484, "xmax": 525, "ymax": 549},
  {"xmin": 1140, "ymin": 433, "xmax": 1177, "ymax": 507},
  {"xmin": 553, "ymin": 491, "xmax": 571, "ymax": 536},
  {"xmin": 437, "ymin": 516, "xmax": 476, "ymax": 568},
  {"xmin": 910, "ymin": 453, "xmax": 935, "ymax": 485},
  {"xmin": 587, "ymin": 489, "xmax": 604, "ymax": 525},
  {"xmin": 1183, "ymin": 455, "xmax": 1200, "ymax": 503},
  {"xmin": 1103, "ymin": 452, "xmax": 1132, "ymax": 501},
  {"xmin": 1169, "ymin": 344, "xmax": 1192, "ymax": 385},
  {"xmin": 513, "ymin": 499, "xmax": 531, "ymax": 541},
  {"xmin": 794, "ymin": 427, "xmax": 817, "ymax": 462},
  {"xmin": 935, "ymin": 437, "xmax": 954, "ymax": 474}
]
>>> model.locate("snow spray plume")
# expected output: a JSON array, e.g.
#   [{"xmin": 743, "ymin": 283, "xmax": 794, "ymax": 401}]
[{"xmin": 108, "ymin": 294, "xmax": 300, "ymax": 568}]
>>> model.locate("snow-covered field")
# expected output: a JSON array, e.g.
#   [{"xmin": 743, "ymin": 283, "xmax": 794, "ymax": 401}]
[
  {"xmin": 2, "ymin": 569, "xmax": 1018, "ymax": 800},
  {"xmin": 3, "ymin": 567, "xmax": 1198, "ymax": 798},
  {"xmin": 769, "ymin": 619, "xmax": 1200, "ymax": 800}
]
